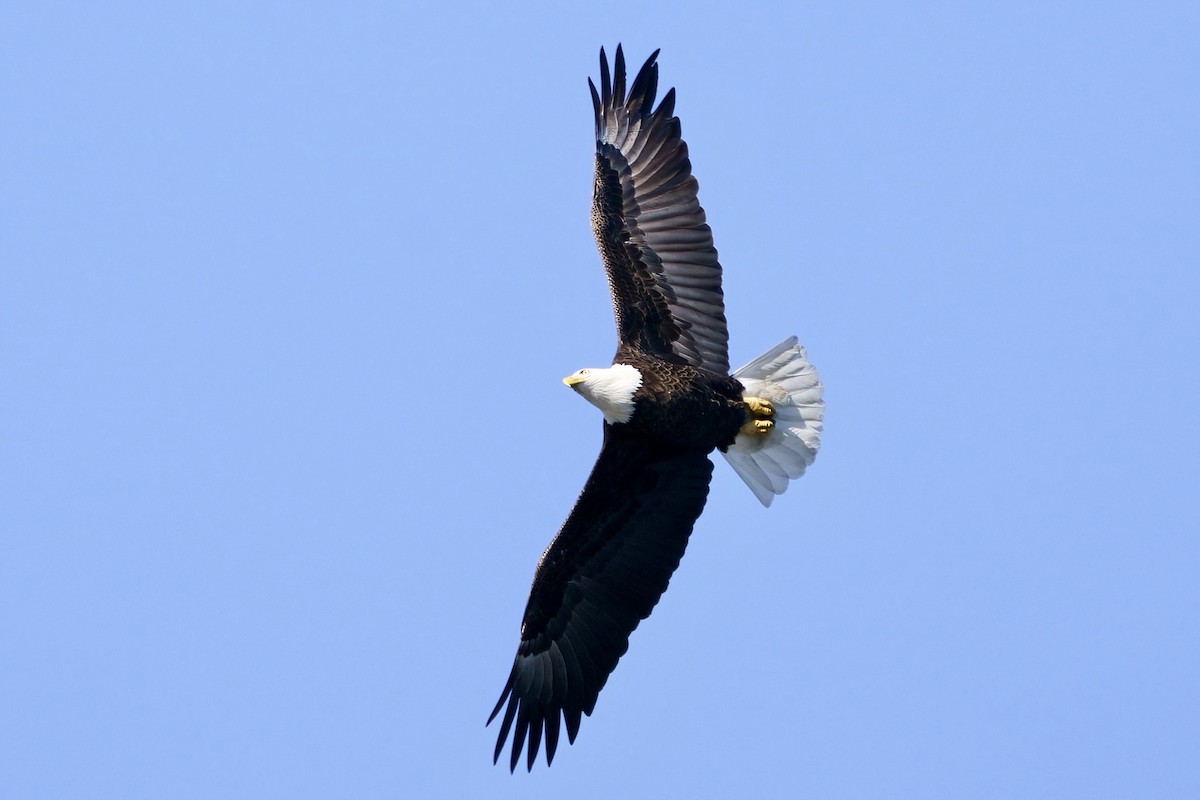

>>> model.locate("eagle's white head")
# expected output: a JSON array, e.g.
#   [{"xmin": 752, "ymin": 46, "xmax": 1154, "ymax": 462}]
[{"xmin": 562, "ymin": 364, "xmax": 642, "ymax": 424}]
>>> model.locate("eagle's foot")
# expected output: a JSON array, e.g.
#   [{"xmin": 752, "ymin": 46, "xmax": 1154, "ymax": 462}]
[
  {"xmin": 739, "ymin": 418, "xmax": 775, "ymax": 437},
  {"xmin": 744, "ymin": 396, "xmax": 775, "ymax": 418},
  {"xmin": 740, "ymin": 396, "xmax": 776, "ymax": 438}
]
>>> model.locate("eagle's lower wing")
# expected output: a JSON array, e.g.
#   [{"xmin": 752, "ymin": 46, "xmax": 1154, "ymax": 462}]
[
  {"xmin": 488, "ymin": 427, "xmax": 713, "ymax": 771},
  {"xmin": 590, "ymin": 45, "xmax": 730, "ymax": 375}
]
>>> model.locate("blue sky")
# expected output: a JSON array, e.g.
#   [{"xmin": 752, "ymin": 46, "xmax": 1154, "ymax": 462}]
[{"xmin": 3, "ymin": 2, "xmax": 1198, "ymax": 797}]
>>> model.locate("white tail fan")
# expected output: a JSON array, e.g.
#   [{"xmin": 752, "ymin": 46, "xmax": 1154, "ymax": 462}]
[{"xmin": 721, "ymin": 337, "xmax": 824, "ymax": 507}]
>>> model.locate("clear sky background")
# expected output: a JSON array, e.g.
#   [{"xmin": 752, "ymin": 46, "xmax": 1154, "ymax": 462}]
[{"xmin": 3, "ymin": 2, "xmax": 1198, "ymax": 797}]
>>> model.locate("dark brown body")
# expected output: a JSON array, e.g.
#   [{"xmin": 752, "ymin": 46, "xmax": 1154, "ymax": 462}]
[{"xmin": 615, "ymin": 345, "xmax": 746, "ymax": 453}]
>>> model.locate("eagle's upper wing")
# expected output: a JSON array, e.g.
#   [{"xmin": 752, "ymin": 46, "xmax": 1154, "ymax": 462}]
[
  {"xmin": 590, "ymin": 45, "xmax": 730, "ymax": 375},
  {"xmin": 487, "ymin": 429, "xmax": 713, "ymax": 771}
]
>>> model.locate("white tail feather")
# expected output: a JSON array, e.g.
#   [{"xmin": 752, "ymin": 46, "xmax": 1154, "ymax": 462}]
[{"xmin": 721, "ymin": 336, "xmax": 824, "ymax": 507}]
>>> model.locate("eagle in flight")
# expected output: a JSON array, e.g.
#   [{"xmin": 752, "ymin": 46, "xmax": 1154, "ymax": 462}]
[{"xmin": 488, "ymin": 45, "xmax": 824, "ymax": 771}]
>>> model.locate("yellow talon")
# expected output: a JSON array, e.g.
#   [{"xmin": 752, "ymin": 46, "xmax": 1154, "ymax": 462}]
[
  {"xmin": 739, "ymin": 418, "xmax": 775, "ymax": 437},
  {"xmin": 744, "ymin": 397, "xmax": 775, "ymax": 418}
]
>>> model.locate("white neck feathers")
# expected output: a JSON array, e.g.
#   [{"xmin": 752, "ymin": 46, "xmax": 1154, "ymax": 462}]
[{"xmin": 568, "ymin": 363, "xmax": 642, "ymax": 424}]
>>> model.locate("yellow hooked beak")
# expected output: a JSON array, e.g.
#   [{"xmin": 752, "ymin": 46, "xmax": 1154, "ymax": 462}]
[{"xmin": 563, "ymin": 373, "xmax": 586, "ymax": 388}]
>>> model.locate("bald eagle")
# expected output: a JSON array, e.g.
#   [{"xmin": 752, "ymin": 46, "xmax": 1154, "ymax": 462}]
[{"xmin": 488, "ymin": 46, "xmax": 824, "ymax": 771}]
